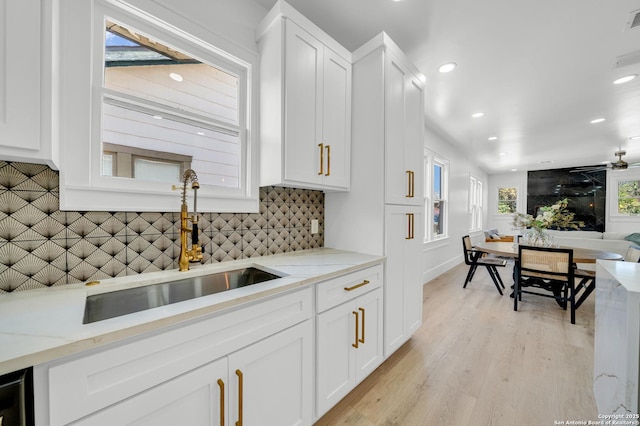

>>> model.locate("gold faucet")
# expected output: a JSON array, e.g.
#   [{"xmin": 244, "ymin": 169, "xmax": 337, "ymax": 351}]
[{"xmin": 178, "ymin": 169, "xmax": 203, "ymax": 271}]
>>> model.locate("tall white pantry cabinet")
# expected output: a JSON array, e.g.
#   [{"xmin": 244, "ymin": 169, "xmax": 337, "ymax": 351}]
[{"xmin": 326, "ymin": 33, "xmax": 425, "ymax": 357}]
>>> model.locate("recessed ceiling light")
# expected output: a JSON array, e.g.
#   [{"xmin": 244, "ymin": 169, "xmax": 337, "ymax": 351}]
[
  {"xmin": 590, "ymin": 118, "xmax": 606, "ymax": 124},
  {"xmin": 438, "ymin": 62, "xmax": 457, "ymax": 73},
  {"xmin": 152, "ymin": 115, "xmax": 163, "ymax": 120},
  {"xmin": 498, "ymin": 152, "xmax": 507, "ymax": 156},
  {"xmin": 613, "ymin": 74, "xmax": 637, "ymax": 85},
  {"xmin": 488, "ymin": 136, "xmax": 498, "ymax": 141},
  {"xmin": 511, "ymin": 168, "xmax": 518, "ymax": 172},
  {"xmin": 538, "ymin": 160, "xmax": 554, "ymax": 164},
  {"xmin": 169, "ymin": 72, "xmax": 183, "ymax": 82},
  {"xmin": 630, "ymin": 135, "xmax": 640, "ymax": 140},
  {"xmin": 196, "ymin": 131, "xmax": 205, "ymax": 136},
  {"xmin": 472, "ymin": 112, "xmax": 484, "ymax": 118}
]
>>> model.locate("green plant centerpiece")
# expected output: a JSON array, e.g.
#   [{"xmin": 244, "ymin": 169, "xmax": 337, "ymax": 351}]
[{"xmin": 511, "ymin": 198, "xmax": 584, "ymax": 246}]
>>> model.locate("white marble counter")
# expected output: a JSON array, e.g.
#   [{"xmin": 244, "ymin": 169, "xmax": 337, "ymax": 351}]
[
  {"xmin": 0, "ymin": 248, "xmax": 384, "ymax": 375},
  {"xmin": 594, "ymin": 260, "xmax": 640, "ymax": 416}
]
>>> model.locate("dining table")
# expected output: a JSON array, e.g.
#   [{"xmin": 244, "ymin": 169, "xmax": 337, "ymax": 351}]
[
  {"xmin": 474, "ymin": 241, "xmax": 623, "ymax": 316},
  {"xmin": 475, "ymin": 241, "xmax": 623, "ymax": 263}
]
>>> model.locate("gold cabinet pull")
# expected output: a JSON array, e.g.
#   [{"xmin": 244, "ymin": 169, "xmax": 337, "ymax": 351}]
[
  {"xmin": 325, "ymin": 145, "xmax": 331, "ymax": 176},
  {"xmin": 406, "ymin": 170, "xmax": 415, "ymax": 198},
  {"xmin": 235, "ymin": 369, "xmax": 243, "ymax": 426},
  {"xmin": 352, "ymin": 311, "xmax": 359, "ymax": 348},
  {"xmin": 359, "ymin": 307, "xmax": 365, "ymax": 344},
  {"xmin": 318, "ymin": 143, "xmax": 324, "ymax": 175},
  {"xmin": 344, "ymin": 280, "xmax": 370, "ymax": 292},
  {"xmin": 217, "ymin": 379, "xmax": 225, "ymax": 426},
  {"xmin": 406, "ymin": 213, "xmax": 415, "ymax": 240}
]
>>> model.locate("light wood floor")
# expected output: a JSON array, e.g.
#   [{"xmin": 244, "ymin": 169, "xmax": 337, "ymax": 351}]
[{"xmin": 315, "ymin": 262, "xmax": 599, "ymax": 426}]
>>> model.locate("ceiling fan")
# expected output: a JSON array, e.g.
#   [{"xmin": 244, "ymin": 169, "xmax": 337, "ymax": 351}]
[{"xmin": 570, "ymin": 150, "xmax": 640, "ymax": 173}]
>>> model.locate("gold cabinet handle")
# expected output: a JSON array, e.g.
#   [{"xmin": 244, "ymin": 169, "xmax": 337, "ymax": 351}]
[
  {"xmin": 217, "ymin": 379, "xmax": 225, "ymax": 426},
  {"xmin": 352, "ymin": 311, "xmax": 359, "ymax": 348},
  {"xmin": 318, "ymin": 143, "xmax": 324, "ymax": 175},
  {"xmin": 325, "ymin": 145, "xmax": 331, "ymax": 176},
  {"xmin": 406, "ymin": 213, "xmax": 415, "ymax": 239},
  {"xmin": 344, "ymin": 279, "xmax": 370, "ymax": 292},
  {"xmin": 359, "ymin": 307, "xmax": 365, "ymax": 344},
  {"xmin": 406, "ymin": 170, "xmax": 415, "ymax": 198},
  {"xmin": 235, "ymin": 369, "xmax": 243, "ymax": 426}
]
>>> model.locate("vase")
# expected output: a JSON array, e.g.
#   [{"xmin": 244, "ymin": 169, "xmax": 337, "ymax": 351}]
[{"xmin": 522, "ymin": 228, "xmax": 554, "ymax": 247}]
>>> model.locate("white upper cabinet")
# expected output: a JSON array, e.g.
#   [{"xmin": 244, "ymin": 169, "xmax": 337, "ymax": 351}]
[
  {"xmin": 257, "ymin": 0, "xmax": 352, "ymax": 191},
  {"xmin": 0, "ymin": 0, "xmax": 58, "ymax": 168},
  {"xmin": 384, "ymin": 51, "xmax": 424, "ymax": 206}
]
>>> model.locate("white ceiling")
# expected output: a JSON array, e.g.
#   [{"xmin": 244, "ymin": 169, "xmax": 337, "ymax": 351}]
[{"xmin": 253, "ymin": 0, "xmax": 640, "ymax": 174}]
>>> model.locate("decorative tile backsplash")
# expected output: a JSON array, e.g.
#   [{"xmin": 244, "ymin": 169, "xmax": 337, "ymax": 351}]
[{"xmin": 0, "ymin": 161, "xmax": 324, "ymax": 293}]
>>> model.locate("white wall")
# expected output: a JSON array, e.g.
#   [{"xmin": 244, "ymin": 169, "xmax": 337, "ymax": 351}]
[{"xmin": 422, "ymin": 126, "xmax": 489, "ymax": 284}]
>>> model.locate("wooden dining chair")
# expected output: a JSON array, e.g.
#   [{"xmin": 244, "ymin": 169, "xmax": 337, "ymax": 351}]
[
  {"xmin": 515, "ymin": 246, "xmax": 576, "ymax": 323},
  {"xmin": 462, "ymin": 235, "xmax": 507, "ymax": 295},
  {"xmin": 624, "ymin": 245, "xmax": 640, "ymax": 262}
]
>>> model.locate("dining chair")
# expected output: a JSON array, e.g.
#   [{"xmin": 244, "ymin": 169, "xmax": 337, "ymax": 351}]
[
  {"xmin": 462, "ymin": 235, "xmax": 507, "ymax": 295},
  {"xmin": 624, "ymin": 245, "xmax": 640, "ymax": 262},
  {"xmin": 515, "ymin": 245, "xmax": 576, "ymax": 323}
]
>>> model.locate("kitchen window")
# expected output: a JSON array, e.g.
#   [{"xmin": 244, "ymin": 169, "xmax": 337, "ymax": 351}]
[
  {"xmin": 58, "ymin": 0, "xmax": 258, "ymax": 212},
  {"xmin": 424, "ymin": 150, "xmax": 449, "ymax": 242}
]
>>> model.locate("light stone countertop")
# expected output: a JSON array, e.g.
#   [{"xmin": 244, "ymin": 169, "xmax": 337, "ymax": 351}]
[
  {"xmin": 597, "ymin": 259, "xmax": 640, "ymax": 293},
  {"xmin": 0, "ymin": 248, "xmax": 384, "ymax": 375}
]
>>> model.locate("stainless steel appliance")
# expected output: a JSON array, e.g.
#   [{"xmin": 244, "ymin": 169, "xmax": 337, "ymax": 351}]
[{"xmin": 0, "ymin": 368, "xmax": 33, "ymax": 426}]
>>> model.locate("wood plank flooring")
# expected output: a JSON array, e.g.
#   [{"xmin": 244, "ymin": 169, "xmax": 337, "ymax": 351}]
[{"xmin": 314, "ymin": 262, "xmax": 599, "ymax": 426}]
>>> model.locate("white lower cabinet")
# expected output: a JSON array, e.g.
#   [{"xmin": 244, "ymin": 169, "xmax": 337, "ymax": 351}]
[
  {"xmin": 74, "ymin": 321, "xmax": 312, "ymax": 426},
  {"xmin": 38, "ymin": 288, "xmax": 312, "ymax": 426},
  {"xmin": 35, "ymin": 263, "xmax": 387, "ymax": 426},
  {"xmin": 384, "ymin": 205, "xmax": 423, "ymax": 356},
  {"xmin": 315, "ymin": 266, "xmax": 384, "ymax": 419}
]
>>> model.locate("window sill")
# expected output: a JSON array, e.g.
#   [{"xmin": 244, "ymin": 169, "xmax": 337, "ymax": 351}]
[{"xmin": 423, "ymin": 236, "xmax": 450, "ymax": 250}]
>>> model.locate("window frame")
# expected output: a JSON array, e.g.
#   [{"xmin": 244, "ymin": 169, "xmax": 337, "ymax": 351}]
[
  {"xmin": 469, "ymin": 175, "xmax": 483, "ymax": 232},
  {"xmin": 497, "ymin": 186, "xmax": 518, "ymax": 215},
  {"xmin": 424, "ymin": 149, "xmax": 449, "ymax": 243},
  {"xmin": 59, "ymin": 0, "xmax": 259, "ymax": 212},
  {"xmin": 608, "ymin": 168, "xmax": 640, "ymax": 223}
]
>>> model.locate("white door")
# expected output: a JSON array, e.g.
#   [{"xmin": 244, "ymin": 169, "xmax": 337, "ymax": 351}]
[
  {"xmin": 0, "ymin": 0, "xmax": 42, "ymax": 154},
  {"xmin": 316, "ymin": 299, "xmax": 358, "ymax": 417},
  {"xmin": 74, "ymin": 358, "xmax": 228, "ymax": 426},
  {"xmin": 284, "ymin": 20, "xmax": 323, "ymax": 186},
  {"xmin": 384, "ymin": 52, "xmax": 424, "ymax": 206},
  {"xmin": 355, "ymin": 288, "xmax": 384, "ymax": 379},
  {"xmin": 384, "ymin": 205, "xmax": 423, "ymax": 356},
  {"xmin": 228, "ymin": 320, "xmax": 312, "ymax": 426},
  {"xmin": 321, "ymin": 48, "xmax": 351, "ymax": 190},
  {"xmin": 403, "ymin": 75, "xmax": 424, "ymax": 206}
]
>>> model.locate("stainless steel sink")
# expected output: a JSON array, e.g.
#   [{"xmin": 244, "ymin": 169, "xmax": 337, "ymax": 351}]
[{"xmin": 83, "ymin": 267, "xmax": 282, "ymax": 324}]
